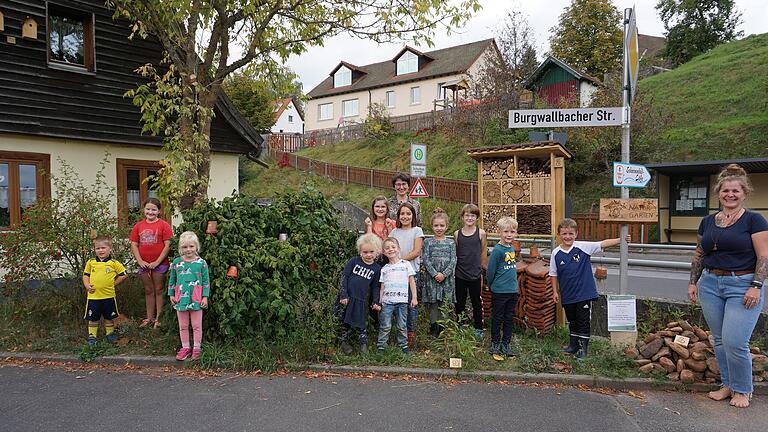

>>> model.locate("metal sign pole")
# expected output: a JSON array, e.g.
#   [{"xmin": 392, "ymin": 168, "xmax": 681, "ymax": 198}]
[{"xmin": 619, "ymin": 7, "xmax": 632, "ymax": 296}]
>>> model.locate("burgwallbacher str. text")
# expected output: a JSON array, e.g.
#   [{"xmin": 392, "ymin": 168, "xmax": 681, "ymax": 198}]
[{"xmin": 512, "ymin": 109, "xmax": 617, "ymax": 126}]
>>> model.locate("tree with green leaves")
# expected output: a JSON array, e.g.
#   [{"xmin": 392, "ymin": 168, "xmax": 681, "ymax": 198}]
[
  {"xmin": 223, "ymin": 67, "xmax": 303, "ymax": 133},
  {"xmin": 549, "ymin": 0, "xmax": 622, "ymax": 79},
  {"xmin": 656, "ymin": 0, "xmax": 743, "ymax": 65},
  {"xmin": 107, "ymin": 0, "xmax": 480, "ymax": 209}
]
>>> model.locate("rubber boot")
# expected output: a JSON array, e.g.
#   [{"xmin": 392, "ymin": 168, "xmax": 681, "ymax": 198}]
[
  {"xmin": 561, "ymin": 335, "xmax": 579, "ymax": 354},
  {"xmin": 576, "ymin": 338, "xmax": 589, "ymax": 360}
]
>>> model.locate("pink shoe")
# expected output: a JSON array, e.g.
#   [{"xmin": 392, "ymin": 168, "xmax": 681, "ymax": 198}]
[
  {"xmin": 176, "ymin": 347, "xmax": 192, "ymax": 361},
  {"xmin": 191, "ymin": 348, "xmax": 202, "ymax": 360}
]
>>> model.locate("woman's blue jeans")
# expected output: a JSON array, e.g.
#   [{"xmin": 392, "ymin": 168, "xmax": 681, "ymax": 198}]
[{"xmin": 698, "ymin": 270, "xmax": 765, "ymax": 394}]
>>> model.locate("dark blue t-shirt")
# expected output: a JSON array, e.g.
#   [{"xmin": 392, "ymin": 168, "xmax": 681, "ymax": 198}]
[
  {"xmin": 699, "ymin": 210, "xmax": 768, "ymax": 271},
  {"xmin": 548, "ymin": 241, "xmax": 602, "ymax": 304}
]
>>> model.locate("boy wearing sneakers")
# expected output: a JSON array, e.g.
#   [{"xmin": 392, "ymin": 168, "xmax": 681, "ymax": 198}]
[
  {"xmin": 486, "ymin": 217, "xmax": 519, "ymax": 358},
  {"xmin": 83, "ymin": 236, "xmax": 127, "ymax": 345},
  {"xmin": 549, "ymin": 218, "xmax": 628, "ymax": 359}
]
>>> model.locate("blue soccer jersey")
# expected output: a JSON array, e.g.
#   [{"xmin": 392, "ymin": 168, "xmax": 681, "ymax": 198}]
[{"xmin": 548, "ymin": 241, "xmax": 602, "ymax": 305}]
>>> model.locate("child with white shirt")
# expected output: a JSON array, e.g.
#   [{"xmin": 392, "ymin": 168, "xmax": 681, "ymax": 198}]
[{"xmin": 375, "ymin": 237, "xmax": 418, "ymax": 353}]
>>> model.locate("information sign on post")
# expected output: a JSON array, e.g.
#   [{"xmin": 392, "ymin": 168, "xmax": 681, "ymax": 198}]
[
  {"xmin": 613, "ymin": 162, "xmax": 651, "ymax": 188},
  {"xmin": 410, "ymin": 143, "xmax": 427, "ymax": 178},
  {"xmin": 607, "ymin": 295, "xmax": 637, "ymax": 332}
]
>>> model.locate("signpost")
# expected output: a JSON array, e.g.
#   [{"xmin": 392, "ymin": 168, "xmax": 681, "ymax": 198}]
[
  {"xmin": 599, "ymin": 198, "xmax": 658, "ymax": 223},
  {"xmin": 508, "ymin": 107, "xmax": 623, "ymax": 128},
  {"xmin": 612, "ymin": 162, "xmax": 651, "ymax": 188},
  {"xmin": 410, "ymin": 143, "xmax": 427, "ymax": 179},
  {"xmin": 409, "ymin": 177, "xmax": 429, "ymax": 198}
]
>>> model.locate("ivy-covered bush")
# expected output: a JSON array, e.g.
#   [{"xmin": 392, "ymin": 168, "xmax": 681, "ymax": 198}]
[{"xmin": 175, "ymin": 186, "xmax": 357, "ymax": 345}]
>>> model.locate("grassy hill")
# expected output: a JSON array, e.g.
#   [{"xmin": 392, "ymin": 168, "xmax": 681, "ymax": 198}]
[
  {"xmin": 639, "ymin": 33, "xmax": 768, "ymax": 161},
  {"xmin": 244, "ymin": 34, "xmax": 767, "ymax": 213}
]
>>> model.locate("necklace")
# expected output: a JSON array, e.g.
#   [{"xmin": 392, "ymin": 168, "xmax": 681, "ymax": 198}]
[{"xmin": 712, "ymin": 208, "xmax": 744, "ymax": 251}]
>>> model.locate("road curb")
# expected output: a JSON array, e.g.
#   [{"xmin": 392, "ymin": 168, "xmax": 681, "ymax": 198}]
[
  {"xmin": 306, "ymin": 363, "xmax": 768, "ymax": 395},
  {"xmin": 3, "ymin": 351, "xmax": 766, "ymax": 395}
]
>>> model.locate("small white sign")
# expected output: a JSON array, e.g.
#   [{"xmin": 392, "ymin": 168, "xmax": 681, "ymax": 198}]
[
  {"xmin": 613, "ymin": 162, "xmax": 651, "ymax": 188},
  {"xmin": 410, "ymin": 143, "xmax": 427, "ymax": 179},
  {"xmin": 508, "ymin": 107, "xmax": 623, "ymax": 128},
  {"xmin": 410, "ymin": 165, "xmax": 426, "ymax": 179},
  {"xmin": 673, "ymin": 335, "xmax": 690, "ymax": 348},
  {"xmin": 607, "ymin": 295, "xmax": 637, "ymax": 332},
  {"xmin": 449, "ymin": 358, "xmax": 462, "ymax": 368}
]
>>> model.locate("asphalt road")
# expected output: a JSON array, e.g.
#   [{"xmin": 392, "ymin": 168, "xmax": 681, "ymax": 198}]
[{"xmin": 2, "ymin": 362, "xmax": 767, "ymax": 432}]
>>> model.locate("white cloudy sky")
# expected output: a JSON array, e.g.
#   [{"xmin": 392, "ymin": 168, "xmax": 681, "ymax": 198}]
[{"xmin": 282, "ymin": 0, "xmax": 767, "ymax": 92}]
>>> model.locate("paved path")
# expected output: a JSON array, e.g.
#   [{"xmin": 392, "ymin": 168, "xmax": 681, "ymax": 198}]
[{"xmin": 1, "ymin": 361, "xmax": 766, "ymax": 432}]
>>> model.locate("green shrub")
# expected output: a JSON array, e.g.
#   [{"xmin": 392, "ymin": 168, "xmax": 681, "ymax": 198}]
[
  {"xmin": 175, "ymin": 185, "xmax": 357, "ymax": 346},
  {"xmin": 0, "ymin": 155, "xmax": 132, "ymax": 297}
]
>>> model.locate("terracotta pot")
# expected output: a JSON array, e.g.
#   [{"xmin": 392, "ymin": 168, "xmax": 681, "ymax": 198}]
[
  {"xmin": 226, "ymin": 266, "xmax": 238, "ymax": 279},
  {"xmin": 594, "ymin": 266, "xmax": 608, "ymax": 280},
  {"xmin": 529, "ymin": 245, "xmax": 540, "ymax": 258},
  {"xmin": 511, "ymin": 240, "xmax": 522, "ymax": 254},
  {"xmin": 309, "ymin": 261, "xmax": 318, "ymax": 272},
  {"xmin": 206, "ymin": 220, "xmax": 218, "ymax": 235}
]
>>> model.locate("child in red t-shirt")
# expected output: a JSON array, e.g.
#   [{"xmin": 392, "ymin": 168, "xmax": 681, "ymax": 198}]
[{"xmin": 130, "ymin": 198, "xmax": 173, "ymax": 328}]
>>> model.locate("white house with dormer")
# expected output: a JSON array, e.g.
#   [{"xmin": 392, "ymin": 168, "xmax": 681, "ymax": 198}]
[
  {"xmin": 304, "ymin": 39, "xmax": 500, "ymax": 131},
  {"xmin": 270, "ymin": 98, "xmax": 304, "ymax": 134}
]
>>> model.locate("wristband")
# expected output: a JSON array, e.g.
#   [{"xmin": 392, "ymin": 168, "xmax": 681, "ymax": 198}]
[{"xmin": 750, "ymin": 280, "xmax": 763, "ymax": 289}]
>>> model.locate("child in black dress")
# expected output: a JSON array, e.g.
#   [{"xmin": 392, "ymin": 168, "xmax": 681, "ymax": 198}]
[{"xmin": 338, "ymin": 234, "xmax": 383, "ymax": 354}]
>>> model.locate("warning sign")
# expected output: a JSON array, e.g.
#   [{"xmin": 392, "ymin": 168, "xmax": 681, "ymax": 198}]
[{"xmin": 409, "ymin": 178, "xmax": 429, "ymax": 198}]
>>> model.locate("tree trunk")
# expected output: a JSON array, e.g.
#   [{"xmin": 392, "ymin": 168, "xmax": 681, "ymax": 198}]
[{"xmin": 177, "ymin": 83, "xmax": 216, "ymax": 210}]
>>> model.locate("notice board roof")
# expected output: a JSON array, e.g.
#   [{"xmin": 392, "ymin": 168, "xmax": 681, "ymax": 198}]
[
  {"xmin": 467, "ymin": 141, "xmax": 573, "ymax": 160},
  {"xmin": 646, "ymin": 157, "xmax": 768, "ymax": 175}
]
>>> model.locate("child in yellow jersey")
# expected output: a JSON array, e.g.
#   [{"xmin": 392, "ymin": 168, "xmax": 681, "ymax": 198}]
[{"xmin": 83, "ymin": 236, "xmax": 127, "ymax": 345}]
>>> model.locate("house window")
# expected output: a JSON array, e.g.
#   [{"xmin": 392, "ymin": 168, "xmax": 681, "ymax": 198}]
[
  {"xmin": 116, "ymin": 159, "xmax": 161, "ymax": 224},
  {"xmin": 334, "ymin": 66, "xmax": 351, "ymax": 87},
  {"xmin": 342, "ymin": 99, "xmax": 359, "ymax": 117},
  {"xmin": 318, "ymin": 103, "xmax": 333, "ymax": 121},
  {"xmin": 397, "ymin": 51, "xmax": 418, "ymax": 75},
  {"xmin": 288, "ymin": 115, "xmax": 293, "ymax": 123},
  {"xmin": 410, "ymin": 86, "xmax": 421, "ymax": 105},
  {"xmin": 47, "ymin": 5, "xmax": 95, "ymax": 71},
  {"xmin": 437, "ymin": 82, "xmax": 447, "ymax": 100},
  {"xmin": 385, "ymin": 91, "xmax": 395, "ymax": 108},
  {"xmin": 0, "ymin": 151, "xmax": 51, "ymax": 229}
]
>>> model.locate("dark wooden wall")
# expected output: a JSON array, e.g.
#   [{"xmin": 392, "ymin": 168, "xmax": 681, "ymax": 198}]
[{"xmin": 0, "ymin": 0, "xmax": 260, "ymax": 153}]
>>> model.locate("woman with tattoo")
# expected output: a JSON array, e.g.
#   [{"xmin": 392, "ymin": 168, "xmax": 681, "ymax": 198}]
[{"xmin": 688, "ymin": 164, "xmax": 768, "ymax": 408}]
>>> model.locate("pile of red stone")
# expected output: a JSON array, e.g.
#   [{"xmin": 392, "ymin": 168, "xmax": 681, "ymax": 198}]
[
  {"xmin": 514, "ymin": 259, "xmax": 556, "ymax": 334},
  {"xmin": 626, "ymin": 320, "xmax": 768, "ymax": 384}
]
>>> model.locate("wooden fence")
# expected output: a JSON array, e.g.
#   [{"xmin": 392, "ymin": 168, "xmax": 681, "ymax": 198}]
[
  {"xmin": 571, "ymin": 213, "xmax": 654, "ymax": 243},
  {"xmin": 270, "ymin": 147, "xmax": 478, "ymax": 204},
  {"xmin": 268, "ymin": 133, "xmax": 303, "ymax": 153},
  {"xmin": 269, "ymin": 149, "xmax": 655, "ymax": 242}
]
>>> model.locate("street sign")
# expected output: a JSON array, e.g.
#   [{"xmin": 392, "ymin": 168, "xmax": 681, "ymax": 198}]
[
  {"xmin": 409, "ymin": 177, "xmax": 429, "ymax": 198},
  {"xmin": 624, "ymin": 7, "xmax": 640, "ymax": 104},
  {"xmin": 613, "ymin": 162, "xmax": 651, "ymax": 188},
  {"xmin": 509, "ymin": 107, "xmax": 623, "ymax": 128},
  {"xmin": 410, "ymin": 143, "xmax": 427, "ymax": 178}
]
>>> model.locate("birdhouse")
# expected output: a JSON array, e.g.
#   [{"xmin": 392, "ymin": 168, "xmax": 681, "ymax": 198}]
[
  {"xmin": 226, "ymin": 266, "xmax": 238, "ymax": 279},
  {"xmin": 467, "ymin": 141, "xmax": 572, "ymax": 237},
  {"xmin": 206, "ymin": 220, "xmax": 218, "ymax": 235},
  {"xmin": 21, "ymin": 17, "xmax": 37, "ymax": 39}
]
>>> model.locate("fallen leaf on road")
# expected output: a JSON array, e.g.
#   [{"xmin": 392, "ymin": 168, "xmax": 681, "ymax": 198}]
[
  {"xmin": 304, "ymin": 390, "xmax": 311, "ymax": 394},
  {"xmin": 75, "ymin": 376, "xmax": 84, "ymax": 379},
  {"xmin": 663, "ymin": 407, "xmax": 681, "ymax": 415}
]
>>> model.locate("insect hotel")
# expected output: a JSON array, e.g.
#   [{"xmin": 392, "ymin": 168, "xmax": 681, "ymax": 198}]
[{"xmin": 467, "ymin": 141, "xmax": 572, "ymax": 332}]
